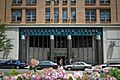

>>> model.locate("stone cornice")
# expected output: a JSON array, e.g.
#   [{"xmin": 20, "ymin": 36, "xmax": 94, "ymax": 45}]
[{"xmin": 5, "ymin": 23, "xmax": 120, "ymax": 28}]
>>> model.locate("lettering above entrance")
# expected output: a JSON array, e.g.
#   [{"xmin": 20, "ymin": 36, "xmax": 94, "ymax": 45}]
[{"xmin": 20, "ymin": 27, "xmax": 102, "ymax": 36}]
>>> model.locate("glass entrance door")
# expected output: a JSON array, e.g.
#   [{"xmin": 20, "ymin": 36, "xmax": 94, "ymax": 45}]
[{"xmin": 57, "ymin": 56, "xmax": 65, "ymax": 66}]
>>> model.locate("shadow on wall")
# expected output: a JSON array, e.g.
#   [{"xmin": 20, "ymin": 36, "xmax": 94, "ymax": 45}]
[
  {"xmin": 107, "ymin": 41, "xmax": 115, "ymax": 61},
  {"xmin": 2, "ymin": 50, "xmax": 10, "ymax": 59}
]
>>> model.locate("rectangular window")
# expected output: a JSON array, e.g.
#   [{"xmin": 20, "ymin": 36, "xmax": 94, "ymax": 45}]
[
  {"xmin": 85, "ymin": 0, "xmax": 96, "ymax": 4},
  {"xmin": 46, "ymin": 0, "xmax": 50, "ymax": 4},
  {"xmin": 100, "ymin": 0, "xmax": 110, "ymax": 4},
  {"xmin": 63, "ymin": 0, "xmax": 67, "ymax": 4},
  {"xmin": 12, "ymin": 9, "xmax": 22, "ymax": 22},
  {"xmin": 45, "ymin": 8, "xmax": 50, "ymax": 23},
  {"xmin": 71, "ymin": 0, "xmax": 76, "ymax": 5},
  {"xmin": 26, "ymin": 0, "xmax": 36, "ymax": 4},
  {"xmin": 55, "ymin": 36, "xmax": 67, "ymax": 48},
  {"xmin": 85, "ymin": 9, "xmax": 96, "ymax": 22},
  {"xmin": 62, "ymin": 8, "xmax": 68, "ymax": 23},
  {"xmin": 54, "ymin": 8, "xmax": 59, "ymax": 23},
  {"xmin": 26, "ymin": 9, "xmax": 36, "ymax": 22},
  {"xmin": 71, "ymin": 8, "xmax": 76, "ymax": 23},
  {"xmin": 12, "ymin": 0, "xmax": 22, "ymax": 4},
  {"xmin": 72, "ymin": 36, "xmax": 92, "ymax": 48},
  {"xmin": 100, "ymin": 9, "xmax": 111, "ymax": 22},
  {"xmin": 29, "ymin": 36, "xmax": 50, "ymax": 48}
]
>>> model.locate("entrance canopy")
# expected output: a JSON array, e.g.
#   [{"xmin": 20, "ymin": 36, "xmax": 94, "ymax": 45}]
[{"xmin": 19, "ymin": 27, "xmax": 102, "ymax": 36}]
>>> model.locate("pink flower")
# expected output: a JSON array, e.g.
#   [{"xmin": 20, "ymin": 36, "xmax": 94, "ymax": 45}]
[{"xmin": 30, "ymin": 59, "xmax": 39, "ymax": 68}]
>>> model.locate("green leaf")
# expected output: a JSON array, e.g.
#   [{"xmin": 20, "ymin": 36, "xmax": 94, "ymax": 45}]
[
  {"xmin": 68, "ymin": 76, "xmax": 73, "ymax": 80},
  {"xmin": 10, "ymin": 69, "xmax": 20, "ymax": 75},
  {"xmin": 76, "ymin": 77, "xmax": 81, "ymax": 80},
  {"xmin": 117, "ymin": 74, "xmax": 120, "ymax": 80},
  {"xmin": 4, "ymin": 71, "xmax": 11, "ymax": 76},
  {"xmin": 100, "ymin": 72, "xmax": 105, "ymax": 78},
  {"xmin": 17, "ymin": 76, "xmax": 22, "ymax": 80}
]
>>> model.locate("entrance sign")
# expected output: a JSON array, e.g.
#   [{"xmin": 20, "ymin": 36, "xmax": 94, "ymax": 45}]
[{"xmin": 20, "ymin": 27, "xmax": 102, "ymax": 36}]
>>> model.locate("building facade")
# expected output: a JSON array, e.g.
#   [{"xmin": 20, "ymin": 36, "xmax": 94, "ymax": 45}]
[{"xmin": 0, "ymin": 0, "xmax": 120, "ymax": 65}]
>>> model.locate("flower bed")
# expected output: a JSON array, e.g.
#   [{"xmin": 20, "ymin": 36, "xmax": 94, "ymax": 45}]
[
  {"xmin": 0, "ymin": 66, "xmax": 119, "ymax": 80},
  {"xmin": 0, "ymin": 59, "xmax": 119, "ymax": 80}
]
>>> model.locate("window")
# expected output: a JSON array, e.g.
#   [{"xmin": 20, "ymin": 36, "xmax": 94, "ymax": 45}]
[
  {"xmin": 72, "ymin": 36, "xmax": 92, "ymax": 48},
  {"xmin": 55, "ymin": 36, "xmax": 67, "ymax": 48},
  {"xmin": 100, "ymin": 9, "xmax": 111, "ymax": 22},
  {"xmin": 100, "ymin": 0, "xmax": 110, "ymax": 4},
  {"xmin": 46, "ymin": 0, "xmax": 50, "ymax": 4},
  {"xmin": 29, "ymin": 36, "xmax": 50, "ymax": 48},
  {"xmin": 12, "ymin": 9, "xmax": 22, "ymax": 22},
  {"xmin": 71, "ymin": 0, "xmax": 76, "ymax": 5},
  {"xmin": 85, "ymin": 9, "xmax": 96, "ymax": 22},
  {"xmin": 45, "ymin": 8, "xmax": 50, "ymax": 23},
  {"xmin": 63, "ymin": 0, "xmax": 67, "ymax": 4},
  {"xmin": 26, "ymin": 0, "xmax": 36, "ymax": 4},
  {"xmin": 54, "ymin": 8, "xmax": 59, "ymax": 23},
  {"xmin": 62, "ymin": 8, "xmax": 68, "ymax": 23},
  {"xmin": 12, "ymin": 0, "xmax": 22, "ymax": 4},
  {"xmin": 26, "ymin": 9, "xmax": 36, "ymax": 22},
  {"xmin": 85, "ymin": 0, "xmax": 96, "ymax": 4},
  {"xmin": 71, "ymin": 8, "xmax": 76, "ymax": 23}
]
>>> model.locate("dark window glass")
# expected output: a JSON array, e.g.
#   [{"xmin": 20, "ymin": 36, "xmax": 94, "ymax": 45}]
[
  {"xmin": 29, "ymin": 36, "xmax": 50, "ymax": 48},
  {"xmin": 71, "ymin": 0, "xmax": 76, "ymax": 5},
  {"xmin": 100, "ymin": 0, "xmax": 110, "ymax": 4},
  {"xmin": 71, "ymin": 8, "xmax": 76, "ymax": 23},
  {"xmin": 100, "ymin": 9, "xmax": 111, "ymax": 22},
  {"xmin": 55, "ymin": 36, "xmax": 67, "ymax": 48},
  {"xmin": 63, "ymin": 0, "xmax": 67, "ymax": 4},
  {"xmin": 54, "ymin": 8, "xmax": 59, "ymax": 23},
  {"xmin": 62, "ymin": 8, "xmax": 68, "ymax": 23},
  {"xmin": 12, "ymin": 0, "xmax": 22, "ymax": 4},
  {"xmin": 45, "ymin": 8, "xmax": 50, "ymax": 23},
  {"xmin": 12, "ymin": 9, "xmax": 22, "ymax": 22},
  {"xmin": 29, "ymin": 36, "xmax": 34, "ymax": 47},
  {"xmin": 46, "ymin": 0, "xmax": 50, "ymax": 4},
  {"xmin": 26, "ymin": 9, "xmax": 36, "ymax": 22},
  {"xmin": 85, "ymin": 9, "xmax": 96, "ymax": 22},
  {"xmin": 26, "ymin": 0, "xmax": 36, "ymax": 4},
  {"xmin": 72, "ymin": 36, "xmax": 92, "ymax": 48},
  {"xmin": 85, "ymin": 0, "xmax": 96, "ymax": 4}
]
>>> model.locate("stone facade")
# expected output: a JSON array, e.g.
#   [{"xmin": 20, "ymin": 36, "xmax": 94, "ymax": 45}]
[{"xmin": 0, "ymin": 0, "xmax": 120, "ymax": 64}]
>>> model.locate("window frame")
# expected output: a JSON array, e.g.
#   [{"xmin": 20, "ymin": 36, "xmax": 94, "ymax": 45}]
[
  {"xmin": 45, "ymin": 8, "xmax": 50, "ymax": 23},
  {"xmin": 100, "ymin": 0, "xmax": 110, "ymax": 4},
  {"xmin": 54, "ymin": 8, "xmax": 59, "ymax": 23},
  {"xmin": 46, "ymin": 0, "xmax": 50, "ymax": 5},
  {"xmin": 26, "ymin": 9, "xmax": 36, "ymax": 22},
  {"xmin": 29, "ymin": 36, "xmax": 50, "ymax": 48},
  {"xmin": 54, "ymin": 36, "xmax": 67, "ymax": 48},
  {"xmin": 12, "ymin": 0, "xmax": 22, "ymax": 4},
  {"xmin": 85, "ymin": 9, "xmax": 96, "ymax": 22},
  {"xmin": 71, "ymin": 8, "xmax": 76, "ymax": 23},
  {"xmin": 71, "ymin": 0, "xmax": 76, "ymax": 5},
  {"xmin": 100, "ymin": 9, "xmax": 111, "ymax": 22},
  {"xmin": 85, "ymin": 0, "xmax": 96, "ymax": 4},
  {"xmin": 63, "ymin": 0, "xmax": 67, "ymax": 5},
  {"xmin": 12, "ymin": 9, "xmax": 22, "ymax": 22},
  {"xmin": 62, "ymin": 8, "xmax": 68, "ymax": 23},
  {"xmin": 26, "ymin": 0, "xmax": 36, "ymax": 4}
]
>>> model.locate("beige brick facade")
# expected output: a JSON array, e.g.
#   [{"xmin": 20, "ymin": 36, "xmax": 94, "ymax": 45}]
[{"xmin": 0, "ymin": 0, "xmax": 120, "ymax": 25}]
